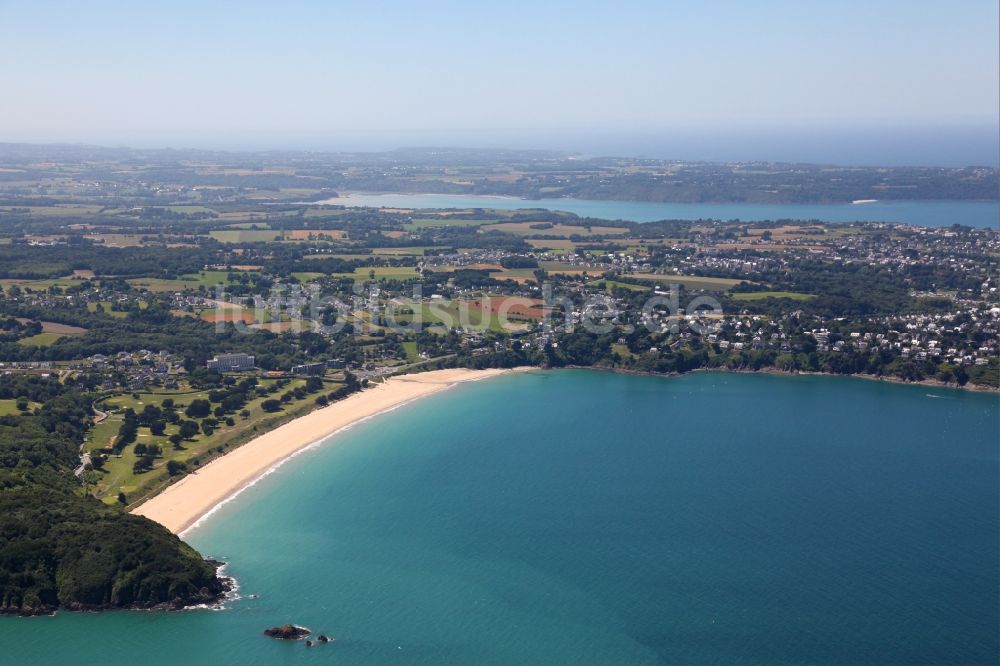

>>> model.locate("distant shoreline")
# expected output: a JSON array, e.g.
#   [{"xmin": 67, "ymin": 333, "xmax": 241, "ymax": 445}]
[
  {"xmin": 131, "ymin": 368, "xmax": 521, "ymax": 534},
  {"xmin": 315, "ymin": 191, "xmax": 999, "ymax": 207},
  {"xmin": 565, "ymin": 364, "xmax": 999, "ymax": 393}
]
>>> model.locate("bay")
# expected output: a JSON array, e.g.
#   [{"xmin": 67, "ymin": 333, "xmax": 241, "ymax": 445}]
[
  {"xmin": 319, "ymin": 193, "xmax": 999, "ymax": 228},
  {"xmin": 2, "ymin": 371, "xmax": 997, "ymax": 664}
]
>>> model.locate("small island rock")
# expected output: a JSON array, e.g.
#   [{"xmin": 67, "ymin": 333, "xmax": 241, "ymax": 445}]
[{"xmin": 264, "ymin": 624, "xmax": 311, "ymax": 640}]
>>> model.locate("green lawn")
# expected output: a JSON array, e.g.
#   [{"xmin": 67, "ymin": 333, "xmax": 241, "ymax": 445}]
[
  {"xmin": 291, "ymin": 271, "xmax": 325, "ymax": 283},
  {"xmin": 87, "ymin": 378, "xmax": 342, "ymax": 505},
  {"xmin": 17, "ymin": 332, "xmax": 64, "ymax": 346},
  {"xmin": 593, "ymin": 280, "xmax": 652, "ymax": 292},
  {"xmin": 0, "ymin": 399, "xmax": 41, "ymax": 416}
]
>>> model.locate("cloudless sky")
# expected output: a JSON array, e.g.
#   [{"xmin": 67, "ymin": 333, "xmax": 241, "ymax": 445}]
[{"xmin": 0, "ymin": 0, "xmax": 997, "ymax": 163}]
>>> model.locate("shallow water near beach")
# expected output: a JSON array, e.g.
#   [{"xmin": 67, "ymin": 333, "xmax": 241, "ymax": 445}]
[{"xmin": 2, "ymin": 370, "xmax": 998, "ymax": 664}]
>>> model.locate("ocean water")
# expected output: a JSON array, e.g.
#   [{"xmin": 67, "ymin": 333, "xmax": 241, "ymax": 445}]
[
  {"xmin": 322, "ymin": 193, "xmax": 999, "ymax": 229},
  {"xmin": 2, "ymin": 371, "xmax": 998, "ymax": 665}
]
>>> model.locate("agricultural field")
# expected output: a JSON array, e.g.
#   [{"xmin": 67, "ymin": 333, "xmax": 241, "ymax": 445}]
[
  {"xmin": 372, "ymin": 247, "xmax": 436, "ymax": 256},
  {"xmin": 17, "ymin": 332, "xmax": 65, "ymax": 346},
  {"xmin": 284, "ymin": 229, "xmax": 346, "ymax": 241},
  {"xmin": 209, "ymin": 229, "xmax": 284, "ymax": 243},
  {"xmin": 403, "ymin": 218, "xmax": 497, "ymax": 231},
  {"xmin": 128, "ymin": 271, "xmax": 252, "ymax": 292},
  {"xmin": 84, "ymin": 233, "xmax": 155, "ymax": 247},
  {"xmin": 1, "ymin": 277, "xmax": 83, "ymax": 291}
]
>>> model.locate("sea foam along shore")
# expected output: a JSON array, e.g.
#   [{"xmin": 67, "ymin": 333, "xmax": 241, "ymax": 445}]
[{"xmin": 132, "ymin": 368, "xmax": 518, "ymax": 535}]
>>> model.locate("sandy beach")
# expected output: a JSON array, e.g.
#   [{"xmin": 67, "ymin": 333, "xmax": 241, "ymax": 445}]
[{"xmin": 132, "ymin": 368, "xmax": 515, "ymax": 534}]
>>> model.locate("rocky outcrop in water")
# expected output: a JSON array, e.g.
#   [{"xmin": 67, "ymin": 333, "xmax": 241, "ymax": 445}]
[{"xmin": 264, "ymin": 624, "xmax": 311, "ymax": 640}]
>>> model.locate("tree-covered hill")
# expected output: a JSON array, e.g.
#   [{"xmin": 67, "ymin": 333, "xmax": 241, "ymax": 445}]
[{"xmin": 0, "ymin": 378, "xmax": 226, "ymax": 614}]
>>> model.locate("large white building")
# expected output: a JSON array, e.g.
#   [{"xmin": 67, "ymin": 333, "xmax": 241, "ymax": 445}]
[{"xmin": 206, "ymin": 353, "xmax": 255, "ymax": 372}]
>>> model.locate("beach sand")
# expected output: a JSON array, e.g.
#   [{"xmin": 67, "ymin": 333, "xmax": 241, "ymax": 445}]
[{"xmin": 132, "ymin": 368, "xmax": 515, "ymax": 534}]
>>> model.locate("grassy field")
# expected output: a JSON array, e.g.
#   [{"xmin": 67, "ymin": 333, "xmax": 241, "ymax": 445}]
[
  {"xmin": 487, "ymin": 222, "xmax": 630, "ymax": 237},
  {"xmin": 732, "ymin": 291, "xmax": 814, "ymax": 301},
  {"xmin": 332, "ymin": 266, "xmax": 423, "ymax": 281},
  {"xmin": 372, "ymin": 247, "xmax": 436, "ymax": 256},
  {"xmin": 209, "ymin": 229, "xmax": 284, "ymax": 243},
  {"xmin": 19, "ymin": 204, "xmax": 106, "ymax": 217},
  {"xmin": 128, "ymin": 271, "xmax": 250, "ymax": 292},
  {"xmin": 291, "ymin": 271, "xmax": 325, "ymax": 283},
  {"xmin": 0, "ymin": 399, "xmax": 41, "ymax": 416},
  {"xmin": 179, "ymin": 270, "xmax": 258, "ymax": 287},
  {"xmin": 1, "ymin": 277, "xmax": 84, "ymax": 291},
  {"xmin": 18, "ymin": 332, "xmax": 67, "ymax": 346},
  {"xmin": 525, "ymin": 238, "xmax": 582, "ymax": 251},
  {"xmin": 87, "ymin": 301, "xmax": 130, "ymax": 318},
  {"xmin": 403, "ymin": 218, "xmax": 497, "ymax": 231},
  {"xmin": 593, "ymin": 279, "xmax": 652, "ymax": 292},
  {"xmin": 84, "ymin": 233, "xmax": 154, "ymax": 247},
  {"xmin": 391, "ymin": 299, "xmax": 534, "ymax": 333},
  {"xmin": 629, "ymin": 273, "xmax": 750, "ymax": 290},
  {"xmin": 85, "ymin": 378, "xmax": 341, "ymax": 504}
]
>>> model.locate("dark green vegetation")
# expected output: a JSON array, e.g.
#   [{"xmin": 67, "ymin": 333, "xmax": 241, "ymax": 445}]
[{"xmin": 0, "ymin": 376, "xmax": 225, "ymax": 614}]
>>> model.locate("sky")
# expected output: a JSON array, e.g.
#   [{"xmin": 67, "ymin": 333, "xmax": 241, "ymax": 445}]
[{"xmin": 0, "ymin": 0, "xmax": 997, "ymax": 164}]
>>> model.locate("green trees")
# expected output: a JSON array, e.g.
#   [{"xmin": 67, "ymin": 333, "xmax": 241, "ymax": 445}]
[
  {"xmin": 132, "ymin": 455, "xmax": 155, "ymax": 473},
  {"xmin": 184, "ymin": 399, "xmax": 212, "ymax": 419},
  {"xmin": 261, "ymin": 399, "xmax": 282, "ymax": 413},
  {"xmin": 113, "ymin": 409, "xmax": 139, "ymax": 453},
  {"xmin": 0, "ymin": 379, "xmax": 223, "ymax": 613},
  {"xmin": 178, "ymin": 420, "xmax": 200, "ymax": 440}
]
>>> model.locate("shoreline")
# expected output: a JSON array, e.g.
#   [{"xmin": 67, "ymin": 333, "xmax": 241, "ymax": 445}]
[
  {"xmin": 133, "ymin": 363, "xmax": 992, "ymax": 534},
  {"xmin": 567, "ymin": 364, "xmax": 999, "ymax": 393},
  {"xmin": 132, "ymin": 368, "xmax": 521, "ymax": 535}
]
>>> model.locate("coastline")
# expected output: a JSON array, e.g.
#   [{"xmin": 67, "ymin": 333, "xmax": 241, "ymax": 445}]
[
  {"xmin": 132, "ymin": 368, "xmax": 519, "ymax": 535},
  {"xmin": 567, "ymin": 364, "xmax": 999, "ymax": 393}
]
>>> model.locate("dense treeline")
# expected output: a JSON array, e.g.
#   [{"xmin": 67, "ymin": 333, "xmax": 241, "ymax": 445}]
[
  {"xmin": 0, "ymin": 301, "xmax": 335, "ymax": 368},
  {"xmin": 545, "ymin": 329, "xmax": 999, "ymax": 388},
  {"xmin": 0, "ymin": 244, "xmax": 215, "ymax": 279}
]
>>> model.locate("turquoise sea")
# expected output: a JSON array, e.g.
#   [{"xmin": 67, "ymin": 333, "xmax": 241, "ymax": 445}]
[
  {"xmin": 2, "ymin": 371, "xmax": 998, "ymax": 665},
  {"xmin": 322, "ymin": 193, "xmax": 999, "ymax": 229}
]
